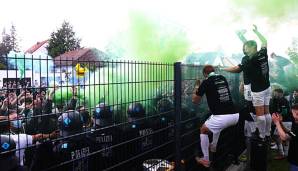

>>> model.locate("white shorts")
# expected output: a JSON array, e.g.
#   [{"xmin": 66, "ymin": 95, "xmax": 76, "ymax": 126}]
[
  {"xmin": 251, "ymin": 86, "xmax": 271, "ymax": 106},
  {"xmin": 205, "ymin": 113, "xmax": 239, "ymax": 134},
  {"xmin": 274, "ymin": 122, "xmax": 292, "ymax": 135},
  {"xmin": 244, "ymin": 84, "xmax": 252, "ymax": 101},
  {"xmin": 244, "ymin": 113, "xmax": 257, "ymax": 137}
]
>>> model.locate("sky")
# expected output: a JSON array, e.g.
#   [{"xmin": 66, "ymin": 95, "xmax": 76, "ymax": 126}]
[{"xmin": 1, "ymin": 0, "xmax": 298, "ymax": 57}]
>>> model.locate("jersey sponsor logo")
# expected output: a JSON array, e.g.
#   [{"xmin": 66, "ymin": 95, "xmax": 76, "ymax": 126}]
[{"xmin": 217, "ymin": 86, "xmax": 230, "ymax": 102}]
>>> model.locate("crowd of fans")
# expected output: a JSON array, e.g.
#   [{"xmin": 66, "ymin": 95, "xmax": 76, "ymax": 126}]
[
  {"xmin": 0, "ymin": 80, "xmax": 185, "ymax": 171},
  {"xmin": 0, "ymin": 74, "xmax": 297, "ymax": 171}
]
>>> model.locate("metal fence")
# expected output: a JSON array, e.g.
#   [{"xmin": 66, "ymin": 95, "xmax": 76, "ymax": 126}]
[{"xmin": 0, "ymin": 56, "xmax": 242, "ymax": 171}]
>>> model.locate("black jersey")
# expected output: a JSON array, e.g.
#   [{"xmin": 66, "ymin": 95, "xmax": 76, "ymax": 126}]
[
  {"xmin": 238, "ymin": 56, "xmax": 250, "ymax": 85},
  {"xmin": 288, "ymin": 120, "xmax": 298, "ymax": 166},
  {"xmin": 270, "ymin": 97, "xmax": 291, "ymax": 121},
  {"xmin": 248, "ymin": 47, "xmax": 270, "ymax": 92},
  {"xmin": 196, "ymin": 74, "xmax": 237, "ymax": 115}
]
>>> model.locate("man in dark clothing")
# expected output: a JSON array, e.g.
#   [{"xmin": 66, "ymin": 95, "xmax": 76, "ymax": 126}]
[
  {"xmin": 270, "ymin": 88, "xmax": 291, "ymax": 122},
  {"xmin": 31, "ymin": 111, "xmax": 94, "ymax": 171},
  {"xmin": 270, "ymin": 88, "xmax": 291, "ymax": 159},
  {"xmin": 89, "ymin": 103, "xmax": 121, "ymax": 170},
  {"xmin": 244, "ymin": 25, "xmax": 271, "ymax": 139},
  {"xmin": 272, "ymin": 104, "xmax": 298, "ymax": 170},
  {"xmin": 289, "ymin": 89, "xmax": 298, "ymax": 109},
  {"xmin": 0, "ymin": 135, "xmax": 25, "ymax": 171},
  {"xmin": 192, "ymin": 65, "xmax": 239, "ymax": 167},
  {"xmin": 224, "ymin": 28, "xmax": 253, "ymax": 108},
  {"xmin": 53, "ymin": 111, "xmax": 94, "ymax": 171},
  {"xmin": 153, "ymin": 98, "xmax": 175, "ymax": 158},
  {"xmin": 121, "ymin": 102, "xmax": 156, "ymax": 170}
]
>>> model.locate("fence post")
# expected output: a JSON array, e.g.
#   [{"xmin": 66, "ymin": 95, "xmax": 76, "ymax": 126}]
[{"xmin": 174, "ymin": 62, "xmax": 182, "ymax": 171}]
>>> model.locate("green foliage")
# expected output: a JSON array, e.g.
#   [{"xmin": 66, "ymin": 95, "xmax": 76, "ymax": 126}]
[
  {"xmin": 47, "ymin": 21, "xmax": 81, "ymax": 58},
  {"xmin": 9, "ymin": 25, "xmax": 19, "ymax": 52},
  {"xmin": 0, "ymin": 25, "xmax": 19, "ymax": 69}
]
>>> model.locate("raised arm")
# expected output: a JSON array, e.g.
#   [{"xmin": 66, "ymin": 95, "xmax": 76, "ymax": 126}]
[
  {"xmin": 253, "ymin": 25, "xmax": 267, "ymax": 48},
  {"xmin": 236, "ymin": 29, "xmax": 247, "ymax": 44}
]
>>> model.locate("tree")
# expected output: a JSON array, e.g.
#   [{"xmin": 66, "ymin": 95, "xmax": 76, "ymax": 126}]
[
  {"xmin": 0, "ymin": 25, "xmax": 20, "ymax": 69},
  {"xmin": 0, "ymin": 25, "xmax": 20, "ymax": 57},
  {"xmin": 0, "ymin": 29, "xmax": 11, "ymax": 57},
  {"xmin": 10, "ymin": 24, "xmax": 19, "ymax": 52},
  {"xmin": 288, "ymin": 37, "xmax": 298, "ymax": 66},
  {"xmin": 0, "ymin": 29, "xmax": 11, "ymax": 69},
  {"xmin": 47, "ymin": 21, "xmax": 81, "ymax": 57}
]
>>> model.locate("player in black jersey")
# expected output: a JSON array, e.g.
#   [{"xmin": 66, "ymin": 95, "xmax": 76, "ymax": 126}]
[
  {"xmin": 244, "ymin": 25, "xmax": 271, "ymax": 139},
  {"xmin": 192, "ymin": 65, "xmax": 239, "ymax": 167}
]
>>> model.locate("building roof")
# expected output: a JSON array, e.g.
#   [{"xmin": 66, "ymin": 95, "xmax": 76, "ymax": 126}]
[
  {"xmin": 53, "ymin": 48, "xmax": 107, "ymax": 67},
  {"xmin": 25, "ymin": 40, "xmax": 48, "ymax": 54}
]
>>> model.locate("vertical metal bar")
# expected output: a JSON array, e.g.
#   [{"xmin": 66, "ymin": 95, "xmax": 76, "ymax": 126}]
[{"xmin": 174, "ymin": 62, "xmax": 182, "ymax": 171}]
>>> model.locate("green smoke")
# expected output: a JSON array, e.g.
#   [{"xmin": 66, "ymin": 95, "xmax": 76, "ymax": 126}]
[
  {"xmin": 53, "ymin": 63, "xmax": 173, "ymax": 116},
  {"xmin": 230, "ymin": 0, "xmax": 298, "ymax": 20},
  {"xmin": 126, "ymin": 12, "xmax": 190, "ymax": 63},
  {"xmin": 53, "ymin": 12, "xmax": 189, "ymax": 115},
  {"xmin": 109, "ymin": 11, "xmax": 190, "ymax": 63}
]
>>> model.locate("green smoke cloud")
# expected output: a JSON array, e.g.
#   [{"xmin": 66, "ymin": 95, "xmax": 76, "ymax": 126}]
[
  {"xmin": 230, "ymin": 0, "xmax": 298, "ymax": 20},
  {"xmin": 109, "ymin": 11, "xmax": 190, "ymax": 63},
  {"xmin": 53, "ymin": 11, "xmax": 189, "ymax": 114}
]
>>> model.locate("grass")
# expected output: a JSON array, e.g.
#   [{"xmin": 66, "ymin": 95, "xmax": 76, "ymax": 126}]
[{"xmin": 267, "ymin": 149, "xmax": 289, "ymax": 171}]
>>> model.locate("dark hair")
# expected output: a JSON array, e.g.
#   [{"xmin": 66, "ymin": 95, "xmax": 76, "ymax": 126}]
[
  {"xmin": 274, "ymin": 88, "xmax": 284, "ymax": 94},
  {"xmin": 292, "ymin": 103, "xmax": 298, "ymax": 110},
  {"xmin": 25, "ymin": 98, "xmax": 33, "ymax": 104},
  {"xmin": 244, "ymin": 40, "xmax": 257, "ymax": 48},
  {"xmin": 202, "ymin": 65, "xmax": 215, "ymax": 75}
]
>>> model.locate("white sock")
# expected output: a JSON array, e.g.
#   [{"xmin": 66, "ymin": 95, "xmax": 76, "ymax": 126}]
[
  {"xmin": 277, "ymin": 142, "xmax": 284, "ymax": 156},
  {"xmin": 210, "ymin": 132, "xmax": 220, "ymax": 149},
  {"xmin": 256, "ymin": 115, "xmax": 266, "ymax": 138},
  {"xmin": 200, "ymin": 134, "xmax": 209, "ymax": 161},
  {"xmin": 246, "ymin": 137, "xmax": 251, "ymax": 161},
  {"xmin": 284, "ymin": 142, "xmax": 289, "ymax": 156},
  {"xmin": 265, "ymin": 113, "xmax": 272, "ymax": 137}
]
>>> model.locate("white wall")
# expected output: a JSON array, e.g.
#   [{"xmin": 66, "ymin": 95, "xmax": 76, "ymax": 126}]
[
  {"xmin": 0, "ymin": 70, "xmax": 40, "ymax": 87},
  {"xmin": 31, "ymin": 42, "xmax": 49, "ymax": 56}
]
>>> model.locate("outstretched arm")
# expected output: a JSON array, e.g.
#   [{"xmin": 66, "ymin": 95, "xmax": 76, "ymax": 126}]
[
  {"xmin": 222, "ymin": 65, "xmax": 241, "ymax": 73},
  {"xmin": 253, "ymin": 25, "xmax": 267, "ymax": 48},
  {"xmin": 192, "ymin": 80, "xmax": 202, "ymax": 104},
  {"xmin": 236, "ymin": 29, "xmax": 247, "ymax": 44}
]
